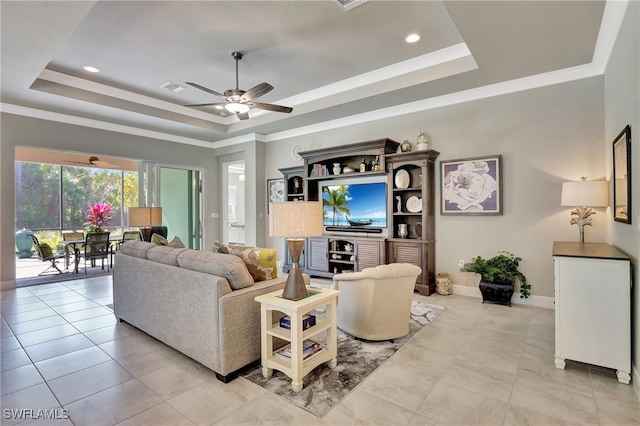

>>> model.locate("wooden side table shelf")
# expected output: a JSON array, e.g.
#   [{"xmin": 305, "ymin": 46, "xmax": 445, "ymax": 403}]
[{"xmin": 255, "ymin": 287, "xmax": 339, "ymax": 392}]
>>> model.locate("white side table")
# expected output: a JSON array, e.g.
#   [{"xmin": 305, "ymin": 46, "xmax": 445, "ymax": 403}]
[{"xmin": 255, "ymin": 287, "xmax": 339, "ymax": 392}]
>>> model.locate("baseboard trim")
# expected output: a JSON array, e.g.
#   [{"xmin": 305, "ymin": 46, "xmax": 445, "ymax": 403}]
[
  {"xmin": 1, "ymin": 280, "xmax": 16, "ymax": 291},
  {"xmin": 451, "ymin": 284, "xmax": 555, "ymax": 309}
]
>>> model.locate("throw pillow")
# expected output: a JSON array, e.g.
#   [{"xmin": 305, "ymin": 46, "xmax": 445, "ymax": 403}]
[
  {"xmin": 226, "ymin": 244, "xmax": 278, "ymax": 281},
  {"xmin": 39, "ymin": 243, "xmax": 53, "ymax": 259},
  {"xmin": 167, "ymin": 236, "xmax": 185, "ymax": 248},
  {"xmin": 151, "ymin": 233, "xmax": 168, "ymax": 246}
]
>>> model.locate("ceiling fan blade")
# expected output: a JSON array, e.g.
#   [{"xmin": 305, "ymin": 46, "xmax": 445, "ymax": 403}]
[
  {"xmin": 184, "ymin": 102, "xmax": 226, "ymax": 108},
  {"xmin": 185, "ymin": 82, "xmax": 226, "ymax": 98},
  {"xmin": 236, "ymin": 112, "xmax": 250, "ymax": 120},
  {"xmin": 247, "ymin": 102, "xmax": 293, "ymax": 113},
  {"xmin": 241, "ymin": 82, "xmax": 273, "ymax": 101}
]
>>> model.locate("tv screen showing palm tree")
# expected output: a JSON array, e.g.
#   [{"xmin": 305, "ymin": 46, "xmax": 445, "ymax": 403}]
[{"xmin": 321, "ymin": 181, "xmax": 387, "ymax": 227}]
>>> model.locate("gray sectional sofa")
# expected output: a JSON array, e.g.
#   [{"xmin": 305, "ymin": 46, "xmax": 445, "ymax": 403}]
[{"xmin": 113, "ymin": 240, "xmax": 306, "ymax": 382}]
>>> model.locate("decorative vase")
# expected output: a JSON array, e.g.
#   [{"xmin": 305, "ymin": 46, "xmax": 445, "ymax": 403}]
[
  {"xmin": 333, "ymin": 163, "xmax": 342, "ymax": 175},
  {"xmin": 416, "ymin": 130, "xmax": 429, "ymax": 151},
  {"xmin": 401, "ymin": 140, "xmax": 412, "ymax": 152},
  {"xmin": 15, "ymin": 228, "xmax": 34, "ymax": 258},
  {"xmin": 398, "ymin": 223, "xmax": 408, "ymax": 239}
]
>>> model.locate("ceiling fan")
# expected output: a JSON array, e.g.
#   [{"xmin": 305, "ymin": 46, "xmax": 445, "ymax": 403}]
[
  {"xmin": 68, "ymin": 156, "xmax": 120, "ymax": 168},
  {"xmin": 185, "ymin": 51, "xmax": 293, "ymax": 120}
]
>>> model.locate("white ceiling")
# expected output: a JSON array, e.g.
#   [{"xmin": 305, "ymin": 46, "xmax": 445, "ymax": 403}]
[{"xmin": 1, "ymin": 1, "xmax": 623, "ymax": 149}]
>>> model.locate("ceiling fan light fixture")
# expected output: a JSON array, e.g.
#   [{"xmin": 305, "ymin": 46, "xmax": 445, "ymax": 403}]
[{"xmin": 225, "ymin": 103, "xmax": 250, "ymax": 114}]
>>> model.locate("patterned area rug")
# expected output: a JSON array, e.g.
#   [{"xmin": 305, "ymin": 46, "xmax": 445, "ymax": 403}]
[{"xmin": 241, "ymin": 301, "xmax": 445, "ymax": 417}]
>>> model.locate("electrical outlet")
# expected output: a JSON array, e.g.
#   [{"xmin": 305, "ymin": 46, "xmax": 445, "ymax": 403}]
[
  {"xmin": 211, "ymin": 212, "xmax": 219, "ymax": 218},
  {"xmin": 458, "ymin": 259, "xmax": 466, "ymax": 270}
]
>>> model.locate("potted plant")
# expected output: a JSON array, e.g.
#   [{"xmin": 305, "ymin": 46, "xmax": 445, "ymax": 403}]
[{"xmin": 460, "ymin": 251, "xmax": 530, "ymax": 306}]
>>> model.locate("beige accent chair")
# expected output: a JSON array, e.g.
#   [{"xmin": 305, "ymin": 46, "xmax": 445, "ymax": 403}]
[{"xmin": 332, "ymin": 263, "xmax": 422, "ymax": 341}]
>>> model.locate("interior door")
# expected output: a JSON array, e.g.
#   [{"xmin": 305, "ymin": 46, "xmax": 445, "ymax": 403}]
[{"xmin": 159, "ymin": 167, "xmax": 202, "ymax": 249}]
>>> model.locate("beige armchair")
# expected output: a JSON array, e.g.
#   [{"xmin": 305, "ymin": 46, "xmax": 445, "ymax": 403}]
[{"xmin": 332, "ymin": 263, "xmax": 422, "ymax": 341}]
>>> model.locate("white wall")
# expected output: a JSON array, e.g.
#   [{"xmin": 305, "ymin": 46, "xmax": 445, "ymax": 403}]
[
  {"xmin": 264, "ymin": 77, "xmax": 605, "ymax": 301},
  {"xmin": 604, "ymin": 0, "xmax": 640, "ymax": 392}
]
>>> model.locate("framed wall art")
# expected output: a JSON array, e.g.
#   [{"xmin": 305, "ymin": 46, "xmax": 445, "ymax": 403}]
[
  {"xmin": 612, "ymin": 125, "xmax": 631, "ymax": 223},
  {"xmin": 267, "ymin": 178, "xmax": 284, "ymax": 213},
  {"xmin": 440, "ymin": 155, "xmax": 503, "ymax": 215}
]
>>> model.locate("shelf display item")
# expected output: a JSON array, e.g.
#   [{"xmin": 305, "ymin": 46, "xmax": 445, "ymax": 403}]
[
  {"xmin": 398, "ymin": 223, "xmax": 408, "ymax": 238},
  {"xmin": 395, "ymin": 169, "xmax": 410, "ymax": 188},
  {"xmin": 416, "ymin": 130, "xmax": 429, "ymax": 151},
  {"xmin": 406, "ymin": 196, "xmax": 422, "ymax": 213}
]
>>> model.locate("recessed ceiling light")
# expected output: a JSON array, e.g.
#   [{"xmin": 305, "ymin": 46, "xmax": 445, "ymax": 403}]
[
  {"xmin": 214, "ymin": 105, "xmax": 224, "ymax": 110},
  {"xmin": 82, "ymin": 65, "xmax": 101, "ymax": 73},
  {"xmin": 405, "ymin": 33, "xmax": 421, "ymax": 43}
]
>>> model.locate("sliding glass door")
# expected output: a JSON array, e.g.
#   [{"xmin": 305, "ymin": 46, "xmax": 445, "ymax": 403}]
[{"xmin": 159, "ymin": 167, "xmax": 202, "ymax": 249}]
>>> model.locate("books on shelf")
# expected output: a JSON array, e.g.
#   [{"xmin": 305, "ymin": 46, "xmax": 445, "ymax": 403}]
[
  {"xmin": 279, "ymin": 314, "xmax": 316, "ymax": 330},
  {"xmin": 275, "ymin": 339, "xmax": 323, "ymax": 360}
]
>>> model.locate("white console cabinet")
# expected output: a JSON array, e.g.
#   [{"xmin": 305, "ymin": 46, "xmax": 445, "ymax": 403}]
[{"xmin": 552, "ymin": 242, "xmax": 632, "ymax": 384}]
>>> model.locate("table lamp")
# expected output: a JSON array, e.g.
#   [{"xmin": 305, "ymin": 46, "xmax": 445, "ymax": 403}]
[
  {"xmin": 127, "ymin": 207, "xmax": 162, "ymax": 241},
  {"xmin": 560, "ymin": 178, "xmax": 608, "ymax": 243},
  {"xmin": 271, "ymin": 201, "xmax": 323, "ymax": 300}
]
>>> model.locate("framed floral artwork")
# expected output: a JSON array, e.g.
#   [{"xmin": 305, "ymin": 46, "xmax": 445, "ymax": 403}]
[
  {"xmin": 440, "ymin": 155, "xmax": 503, "ymax": 215},
  {"xmin": 612, "ymin": 125, "xmax": 631, "ymax": 223},
  {"xmin": 267, "ymin": 178, "xmax": 284, "ymax": 213}
]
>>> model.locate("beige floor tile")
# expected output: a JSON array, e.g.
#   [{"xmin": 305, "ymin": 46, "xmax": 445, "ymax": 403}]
[
  {"xmin": 358, "ymin": 360, "xmax": 438, "ymax": 411},
  {"xmin": 70, "ymin": 313, "xmax": 117, "ymax": 333},
  {"xmin": 116, "ymin": 402, "xmax": 195, "ymax": 426},
  {"xmin": 416, "ymin": 381, "xmax": 509, "ymax": 425},
  {"xmin": 99, "ymin": 332, "xmax": 162, "ymax": 358},
  {"xmin": 2, "ymin": 307, "xmax": 59, "ymax": 325},
  {"xmin": 83, "ymin": 321, "xmax": 143, "ymax": 345},
  {"xmin": 23, "ymin": 333, "xmax": 95, "ymax": 363},
  {"xmin": 64, "ymin": 378, "xmax": 163, "ymax": 426},
  {"xmin": 15, "ymin": 323, "xmax": 80, "ymax": 347},
  {"xmin": 1, "ymin": 335, "xmax": 22, "ymax": 353},
  {"xmin": 213, "ymin": 392, "xmax": 322, "ymax": 426},
  {"xmin": 589, "ymin": 366, "xmax": 639, "ymax": 404},
  {"xmin": 59, "ymin": 306, "xmax": 112, "ymax": 322},
  {"xmin": 407, "ymin": 412, "xmax": 445, "ymax": 426},
  {"xmin": 93, "ymin": 296, "xmax": 114, "ymax": 306},
  {"xmin": 48, "ymin": 359, "xmax": 134, "ymax": 405},
  {"xmin": 51, "ymin": 300, "xmax": 100, "ymax": 314},
  {"xmin": 115, "ymin": 344, "xmax": 184, "ymax": 377},
  {"xmin": 26, "ymin": 283, "xmax": 69, "ymax": 295},
  {"xmin": 8, "ymin": 315, "xmax": 68, "ymax": 335},
  {"xmin": 594, "ymin": 394, "xmax": 640, "ymax": 425},
  {"xmin": 524, "ymin": 332, "xmax": 555, "ymax": 353},
  {"xmin": 1, "ymin": 295, "xmax": 41, "ymax": 308},
  {"xmin": 388, "ymin": 341, "xmax": 455, "ymax": 380},
  {"xmin": 468, "ymin": 326, "xmax": 527, "ymax": 353},
  {"xmin": 168, "ymin": 377, "xmax": 265, "ymax": 425},
  {"xmin": 410, "ymin": 322, "xmax": 474, "ymax": 356},
  {"xmin": 486, "ymin": 303, "xmax": 534, "ymax": 320},
  {"xmin": 439, "ymin": 357, "xmax": 516, "ymax": 402},
  {"xmin": 34, "ymin": 346, "xmax": 112, "ymax": 381},
  {"xmin": 503, "ymin": 404, "xmax": 585, "ymax": 426},
  {"xmin": 1, "ymin": 348, "xmax": 32, "ymax": 372},
  {"xmin": 478, "ymin": 314, "xmax": 529, "ymax": 336},
  {"xmin": 0, "ymin": 300, "xmax": 50, "ymax": 315},
  {"xmin": 1, "ymin": 324, "xmax": 13, "ymax": 337},
  {"xmin": 0, "ymin": 287, "xmax": 35, "ymax": 301},
  {"xmin": 138, "ymin": 358, "xmax": 209, "ymax": 400},
  {"xmin": 456, "ymin": 338, "xmax": 521, "ymax": 375},
  {"xmin": 0, "ymin": 364, "xmax": 44, "ymax": 396},
  {"xmin": 36, "ymin": 290, "xmax": 84, "ymax": 302},
  {"xmin": 509, "ymin": 376, "xmax": 598, "ymax": 424},
  {"xmin": 0, "ymin": 383, "xmax": 63, "ymax": 426},
  {"xmin": 44, "ymin": 294, "xmax": 92, "ymax": 307},
  {"xmin": 322, "ymin": 388, "xmax": 418, "ymax": 426},
  {"xmin": 517, "ymin": 345, "xmax": 593, "ymax": 396}
]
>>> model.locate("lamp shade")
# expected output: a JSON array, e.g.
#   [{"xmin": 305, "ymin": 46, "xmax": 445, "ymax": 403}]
[
  {"xmin": 560, "ymin": 181, "xmax": 608, "ymax": 207},
  {"xmin": 127, "ymin": 207, "xmax": 163, "ymax": 227},
  {"xmin": 270, "ymin": 202, "xmax": 323, "ymax": 238}
]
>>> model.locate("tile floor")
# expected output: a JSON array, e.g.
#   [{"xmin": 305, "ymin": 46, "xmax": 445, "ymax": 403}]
[{"xmin": 1, "ymin": 276, "xmax": 639, "ymax": 425}]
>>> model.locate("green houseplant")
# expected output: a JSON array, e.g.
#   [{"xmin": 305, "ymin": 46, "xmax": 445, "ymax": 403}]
[{"xmin": 460, "ymin": 251, "xmax": 531, "ymax": 301}]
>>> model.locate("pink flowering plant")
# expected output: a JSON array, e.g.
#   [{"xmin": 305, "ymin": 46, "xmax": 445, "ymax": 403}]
[{"xmin": 86, "ymin": 202, "xmax": 112, "ymax": 232}]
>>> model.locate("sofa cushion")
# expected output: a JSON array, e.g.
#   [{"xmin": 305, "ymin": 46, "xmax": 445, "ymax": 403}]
[
  {"xmin": 147, "ymin": 246, "xmax": 189, "ymax": 266},
  {"xmin": 177, "ymin": 250, "xmax": 254, "ymax": 290},
  {"xmin": 215, "ymin": 243, "xmax": 278, "ymax": 281},
  {"xmin": 120, "ymin": 240, "xmax": 155, "ymax": 259}
]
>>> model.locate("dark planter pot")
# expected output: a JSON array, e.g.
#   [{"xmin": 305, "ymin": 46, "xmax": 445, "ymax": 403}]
[{"xmin": 479, "ymin": 279, "xmax": 514, "ymax": 306}]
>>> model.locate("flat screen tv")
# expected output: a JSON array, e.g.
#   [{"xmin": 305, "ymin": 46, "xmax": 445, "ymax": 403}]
[{"xmin": 320, "ymin": 177, "xmax": 387, "ymax": 233}]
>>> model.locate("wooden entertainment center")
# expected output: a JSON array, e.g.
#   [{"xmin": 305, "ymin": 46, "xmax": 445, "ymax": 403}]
[{"xmin": 279, "ymin": 138, "xmax": 440, "ymax": 295}]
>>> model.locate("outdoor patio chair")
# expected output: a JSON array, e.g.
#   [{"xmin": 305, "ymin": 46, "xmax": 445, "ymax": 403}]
[
  {"xmin": 30, "ymin": 234, "xmax": 66, "ymax": 275},
  {"xmin": 83, "ymin": 231, "xmax": 112, "ymax": 275}
]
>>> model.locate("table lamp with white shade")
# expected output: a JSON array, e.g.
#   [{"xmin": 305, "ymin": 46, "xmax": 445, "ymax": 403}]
[
  {"xmin": 127, "ymin": 207, "xmax": 162, "ymax": 241},
  {"xmin": 270, "ymin": 201, "xmax": 323, "ymax": 300},
  {"xmin": 560, "ymin": 178, "xmax": 608, "ymax": 243}
]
